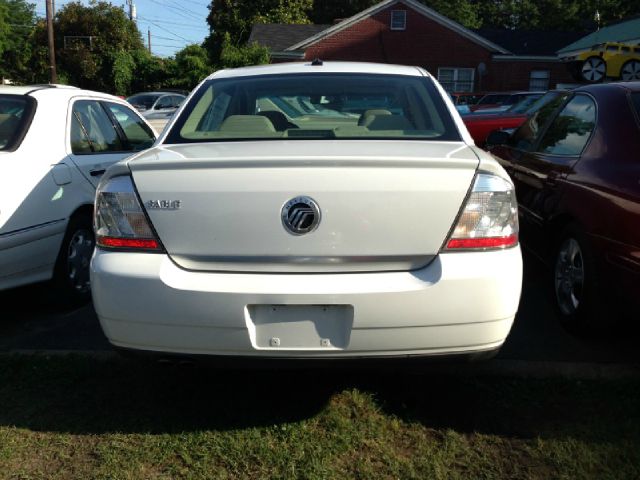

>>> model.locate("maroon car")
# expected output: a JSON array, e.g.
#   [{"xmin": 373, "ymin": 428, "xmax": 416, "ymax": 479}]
[{"xmin": 488, "ymin": 82, "xmax": 640, "ymax": 332}]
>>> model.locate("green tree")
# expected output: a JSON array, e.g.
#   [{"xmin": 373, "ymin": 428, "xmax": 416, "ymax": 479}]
[
  {"xmin": 169, "ymin": 44, "xmax": 213, "ymax": 89},
  {"xmin": 309, "ymin": 0, "xmax": 480, "ymax": 29},
  {"xmin": 53, "ymin": 1, "xmax": 146, "ymax": 92},
  {"xmin": 422, "ymin": 0, "xmax": 481, "ymax": 28},
  {"xmin": 0, "ymin": 0, "xmax": 38, "ymax": 83},
  {"xmin": 205, "ymin": 0, "xmax": 312, "ymax": 64},
  {"xmin": 475, "ymin": 0, "xmax": 640, "ymax": 30},
  {"xmin": 308, "ymin": 0, "xmax": 378, "ymax": 24},
  {"xmin": 219, "ymin": 32, "xmax": 270, "ymax": 69},
  {"xmin": 130, "ymin": 49, "xmax": 171, "ymax": 92}
]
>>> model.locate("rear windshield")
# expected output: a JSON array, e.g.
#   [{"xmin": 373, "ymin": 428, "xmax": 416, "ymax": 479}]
[
  {"xmin": 164, "ymin": 73, "xmax": 461, "ymax": 143},
  {"xmin": 0, "ymin": 95, "xmax": 35, "ymax": 151}
]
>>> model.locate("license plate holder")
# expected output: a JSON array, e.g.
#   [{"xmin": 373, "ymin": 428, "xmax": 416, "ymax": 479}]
[{"xmin": 248, "ymin": 305, "xmax": 354, "ymax": 350}]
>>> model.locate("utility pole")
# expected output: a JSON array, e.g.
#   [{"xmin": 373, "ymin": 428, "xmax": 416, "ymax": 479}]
[
  {"xmin": 45, "ymin": 0, "xmax": 57, "ymax": 83},
  {"xmin": 126, "ymin": 0, "xmax": 137, "ymax": 22},
  {"xmin": 148, "ymin": 28, "xmax": 152, "ymax": 54}
]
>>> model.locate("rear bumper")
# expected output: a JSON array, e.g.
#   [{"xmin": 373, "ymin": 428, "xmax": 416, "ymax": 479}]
[{"xmin": 91, "ymin": 247, "xmax": 522, "ymax": 358}]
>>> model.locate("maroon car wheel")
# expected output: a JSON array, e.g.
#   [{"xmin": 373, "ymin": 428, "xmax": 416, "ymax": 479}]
[{"xmin": 553, "ymin": 225, "xmax": 602, "ymax": 333}]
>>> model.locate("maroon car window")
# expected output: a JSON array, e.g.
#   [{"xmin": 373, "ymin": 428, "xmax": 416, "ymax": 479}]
[
  {"xmin": 537, "ymin": 95, "xmax": 596, "ymax": 156},
  {"xmin": 507, "ymin": 94, "xmax": 568, "ymax": 151}
]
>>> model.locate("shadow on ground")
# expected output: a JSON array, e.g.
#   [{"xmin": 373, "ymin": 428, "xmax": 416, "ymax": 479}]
[{"xmin": 0, "ymin": 354, "xmax": 639, "ymax": 445}]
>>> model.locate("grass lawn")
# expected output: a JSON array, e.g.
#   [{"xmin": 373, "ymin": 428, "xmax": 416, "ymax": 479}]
[{"xmin": 0, "ymin": 355, "xmax": 638, "ymax": 479}]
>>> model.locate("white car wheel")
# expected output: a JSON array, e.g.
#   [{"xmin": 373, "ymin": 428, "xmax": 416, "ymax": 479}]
[
  {"xmin": 581, "ymin": 57, "xmax": 606, "ymax": 83},
  {"xmin": 53, "ymin": 215, "xmax": 95, "ymax": 304},
  {"xmin": 620, "ymin": 60, "xmax": 640, "ymax": 81}
]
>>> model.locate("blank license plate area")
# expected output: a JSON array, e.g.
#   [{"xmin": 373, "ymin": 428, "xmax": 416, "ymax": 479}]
[{"xmin": 248, "ymin": 305, "xmax": 354, "ymax": 349}]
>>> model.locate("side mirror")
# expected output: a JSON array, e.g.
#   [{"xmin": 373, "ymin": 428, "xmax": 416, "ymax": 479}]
[{"xmin": 485, "ymin": 129, "xmax": 511, "ymax": 148}]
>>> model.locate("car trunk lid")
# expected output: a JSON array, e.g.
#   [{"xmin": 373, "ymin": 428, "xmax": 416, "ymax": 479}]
[{"xmin": 129, "ymin": 140, "xmax": 479, "ymax": 273}]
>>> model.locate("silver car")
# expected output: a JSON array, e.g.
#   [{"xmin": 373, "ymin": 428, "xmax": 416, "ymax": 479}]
[{"xmin": 126, "ymin": 92, "xmax": 186, "ymax": 119}]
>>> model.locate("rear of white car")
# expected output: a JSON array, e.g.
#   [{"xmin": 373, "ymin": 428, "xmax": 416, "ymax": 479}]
[{"xmin": 91, "ymin": 62, "xmax": 522, "ymax": 359}]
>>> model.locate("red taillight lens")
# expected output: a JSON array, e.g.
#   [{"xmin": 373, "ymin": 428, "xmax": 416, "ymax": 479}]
[
  {"xmin": 445, "ymin": 173, "xmax": 519, "ymax": 251},
  {"xmin": 446, "ymin": 234, "xmax": 518, "ymax": 250},
  {"xmin": 98, "ymin": 237, "xmax": 160, "ymax": 249},
  {"xmin": 94, "ymin": 176, "xmax": 162, "ymax": 252}
]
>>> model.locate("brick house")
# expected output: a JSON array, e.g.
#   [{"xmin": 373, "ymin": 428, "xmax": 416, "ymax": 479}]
[{"xmin": 248, "ymin": 0, "xmax": 584, "ymax": 92}]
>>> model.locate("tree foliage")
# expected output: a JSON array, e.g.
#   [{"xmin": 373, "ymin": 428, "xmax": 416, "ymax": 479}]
[
  {"xmin": 205, "ymin": 0, "xmax": 312, "ymax": 63},
  {"xmin": 169, "ymin": 44, "xmax": 213, "ymax": 89},
  {"xmin": 52, "ymin": 1, "xmax": 146, "ymax": 92},
  {"xmin": 475, "ymin": 0, "xmax": 640, "ymax": 30},
  {"xmin": 219, "ymin": 32, "xmax": 270, "ymax": 69},
  {"xmin": 0, "ymin": 0, "xmax": 38, "ymax": 83}
]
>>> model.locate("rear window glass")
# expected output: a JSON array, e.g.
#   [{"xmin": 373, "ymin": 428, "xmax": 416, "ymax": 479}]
[
  {"xmin": 126, "ymin": 94, "xmax": 161, "ymax": 110},
  {"xmin": 477, "ymin": 94, "xmax": 510, "ymax": 105},
  {"xmin": 0, "ymin": 95, "xmax": 35, "ymax": 151},
  {"xmin": 165, "ymin": 73, "xmax": 461, "ymax": 143}
]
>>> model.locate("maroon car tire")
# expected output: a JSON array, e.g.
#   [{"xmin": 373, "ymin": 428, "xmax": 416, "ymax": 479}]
[{"xmin": 552, "ymin": 224, "xmax": 604, "ymax": 334}]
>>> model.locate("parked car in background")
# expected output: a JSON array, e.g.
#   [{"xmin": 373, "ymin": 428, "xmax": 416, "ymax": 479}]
[
  {"xmin": 488, "ymin": 82, "xmax": 640, "ymax": 332},
  {"xmin": 126, "ymin": 91, "xmax": 186, "ymax": 119},
  {"xmin": 561, "ymin": 42, "xmax": 640, "ymax": 83},
  {"xmin": 471, "ymin": 91, "xmax": 544, "ymax": 112},
  {"xmin": 450, "ymin": 92, "xmax": 485, "ymax": 105},
  {"xmin": 91, "ymin": 61, "xmax": 522, "ymax": 360},
  {"xmin": 0, "ymin": 85, "xmax": 156, "ymax": 301},
  {"xmin": 464, "ymin": 91, "xmax": 567, "ymax": 147}
]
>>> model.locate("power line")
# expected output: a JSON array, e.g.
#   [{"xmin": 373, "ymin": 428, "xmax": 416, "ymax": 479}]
[
  {"xmin": 144, "ymin": 0, "xmax": 202, "ymax": 21},
  {"xmin": 145, "ymin": 19, "xmax": 193, "ymax": 42},
  {"xmin": 136, "ymin": 15, "xmax": 204, "ymax": 28},
  {"xmin": 170, "ymin": 0, "xmax": 209, "ymax": 7},
  {"xmin": 151, "ymin": 33, "xmax": 200, "ymax": 43}
]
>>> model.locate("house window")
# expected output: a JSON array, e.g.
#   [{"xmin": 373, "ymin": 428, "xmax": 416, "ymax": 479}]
[
  {"xmin": 390, "ymin": 10, "xmax": 406, "ymax": 30},
  {"xmin": 437, "ymin": 68, "xmax": 474, "ymax": 92},
  {"xmin": 529, "ymin": 70, "xmax": 550, "ymax": 91}
]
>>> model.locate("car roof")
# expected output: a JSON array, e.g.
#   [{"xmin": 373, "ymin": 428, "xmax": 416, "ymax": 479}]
[
  {"xmin": 208, "ymin": 61, "xmax": 428, "ymax": 80},
  {"xmin": 576, "ymin": 81, "xmax": 640, "ymax": 94},
  {"xmin": 0, "ymin": 84, "xmax": 80, "ymax": 96},
  {"xmin": 128, "ymin": 91, "xmax": 186, "ymax": 96},
  {"xmin": 0, "ymin": 84, "xmax": 123, "ymax": 102}
]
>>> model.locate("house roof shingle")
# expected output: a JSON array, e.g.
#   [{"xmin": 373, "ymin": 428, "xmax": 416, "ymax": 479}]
[
  {"xmin": 475, "ymin": 29, "xmax": 587, "ymax": 56},
  {"xmin": 248, "ymin": 23, "xmax": 331, "ymax": 52},
  {"xmin": 558, "ymin": 17, "xmax": 640, "ymax": 54}
]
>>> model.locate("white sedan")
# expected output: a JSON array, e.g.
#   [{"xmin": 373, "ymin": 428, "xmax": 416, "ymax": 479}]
[
  {"xmin": 0, "ymin": 85, "xmax": 156, "ymax": 301},
  {"xmin": 91, "ymin": 62, "xmax": 522, "ymax": 359}
]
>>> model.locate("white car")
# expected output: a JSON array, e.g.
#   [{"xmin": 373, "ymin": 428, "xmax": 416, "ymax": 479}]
[
  {"xmin": 126, "ymin": 92, "xmax": 186, "ymax": 119},
  {"xmin": 0, "ymin": 85, "xmax": 156, "ymax": 301},
  {"xmin": 91, "ymin": 62, "xmax": 522, "ymax": 359}
]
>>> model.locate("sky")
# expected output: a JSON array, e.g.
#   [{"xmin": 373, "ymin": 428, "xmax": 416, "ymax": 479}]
[{"xmin": 34, "ymin": 0, "xmax": 211, "ymax": 58}]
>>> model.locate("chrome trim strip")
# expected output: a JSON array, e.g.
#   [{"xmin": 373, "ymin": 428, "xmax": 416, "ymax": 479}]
[
  {"xmin": 168, "ymin": 254, "xmax": 435, "ymax": 274},
  {"xmin": 0, "ymin": 219, "xmax": 66, "ymax": 250}
]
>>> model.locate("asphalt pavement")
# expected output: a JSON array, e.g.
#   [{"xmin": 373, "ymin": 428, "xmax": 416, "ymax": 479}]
[{"xmin": 1, "ymin": 253, "xmax": 638, "ymax": 365}]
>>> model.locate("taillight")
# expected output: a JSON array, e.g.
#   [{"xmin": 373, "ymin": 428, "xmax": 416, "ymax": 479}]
[
  {"xmin": 94, "ymin": 175, "xmax": 162, "ymax": 252},
  {"xmin": 445, "ymin": 173, "xmax": 518, "ymax": 251}
]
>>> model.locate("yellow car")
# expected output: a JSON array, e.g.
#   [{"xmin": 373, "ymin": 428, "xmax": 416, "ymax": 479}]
[{"xmin": 562, "ymin": 42, "xmax": 640, "ymax": 83}]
